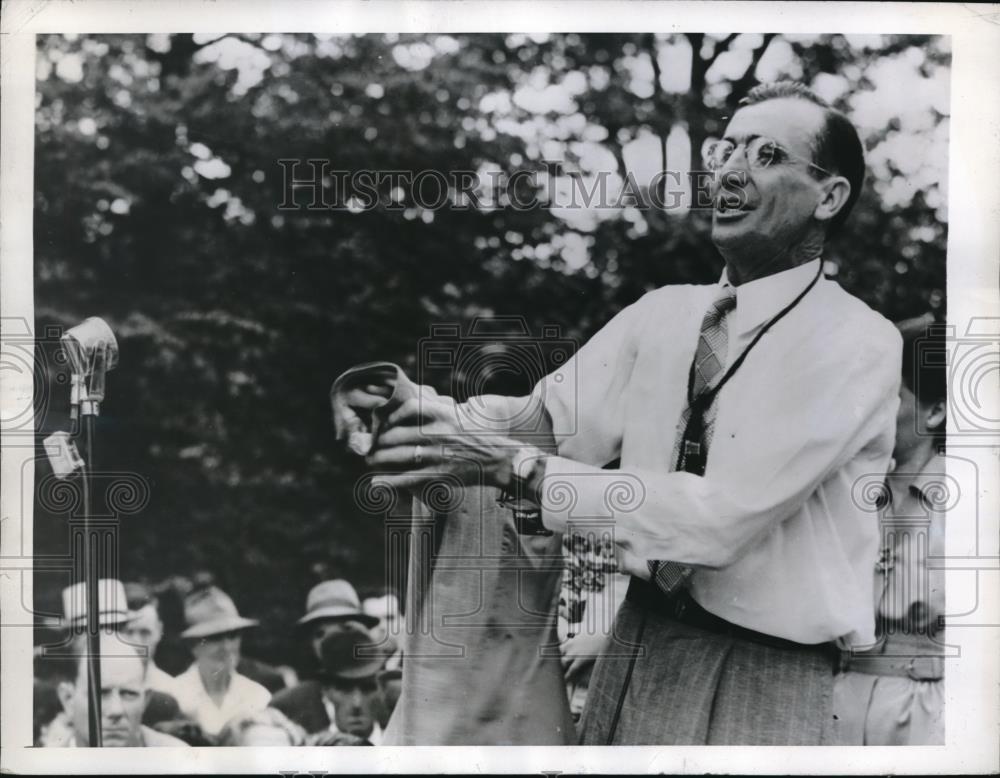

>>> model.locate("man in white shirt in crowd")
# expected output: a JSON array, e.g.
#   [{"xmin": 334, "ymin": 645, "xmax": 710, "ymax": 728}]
[
  {"xmin": 833, "ymin": 315, "xmax": 948, "ymax": 744},
  {"xmin": 51, "ymin": 632, "xmax": 188, "ymax": 747},
  {"xmin": 362, "ymin": 81, "xmax": 901, "ymax": 744},
  {"xmin": 122, "ymin": 582, "xmax": 176, "ymax": 697},
  {"xmin": 170, "ymin": 586, "xmax": 271, "ymax": 739}
]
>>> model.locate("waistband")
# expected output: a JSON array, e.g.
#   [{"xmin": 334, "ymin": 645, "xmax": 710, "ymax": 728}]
[
  {"xmin": 842, "ymin": 653, "xmax": 944, "ymax": 681},
  {"xmin": 625, "ymin": 576, "xmax": 836, "ymax": 655},
  {"xmin": 841, "ymin": 632, "xmax": 948, "ymax": 681}
]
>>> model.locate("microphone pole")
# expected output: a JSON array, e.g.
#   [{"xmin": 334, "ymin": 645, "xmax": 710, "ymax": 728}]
[{"xmin": 60, "ymin": 317, "xmax": 118, "ymax": 747}]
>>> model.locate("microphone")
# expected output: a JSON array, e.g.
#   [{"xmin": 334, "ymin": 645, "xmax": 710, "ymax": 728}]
[{"xmin": 61, "ymin": 317, "xmax": 118, "ymax": 419}]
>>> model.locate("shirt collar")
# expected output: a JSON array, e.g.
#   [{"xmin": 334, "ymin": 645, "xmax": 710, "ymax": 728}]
[{"xmin": 719, "ymin": 258, "xmax": 823, "ymax": 337}]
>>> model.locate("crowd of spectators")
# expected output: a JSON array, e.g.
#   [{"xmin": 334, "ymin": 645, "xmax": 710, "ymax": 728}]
[{"xmin": 33, "ymin": 576, "xmax": 401, "ymax": 748}]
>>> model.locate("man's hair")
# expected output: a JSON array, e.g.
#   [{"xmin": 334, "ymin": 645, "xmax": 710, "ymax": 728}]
[{"xmin": 741, "ymin": 81, "xmax": 865, "ymax": 236}]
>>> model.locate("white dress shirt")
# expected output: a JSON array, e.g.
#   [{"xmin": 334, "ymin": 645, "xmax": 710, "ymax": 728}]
[
  {"xmin": 171, "ymin": 665, "xmax": 271, "ymax": 737},
  {"xmin": 145, "ymin": 663, "xmax": 178, "ymax": 697},
  {"xmin": 537, "ymin": 260, "xmax": 901, "ymax": 647}
]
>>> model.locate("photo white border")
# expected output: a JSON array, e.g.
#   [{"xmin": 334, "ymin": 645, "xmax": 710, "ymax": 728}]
[{"xmin": 2, "ymin": 1, "xmax": 998, "ymax": 774}]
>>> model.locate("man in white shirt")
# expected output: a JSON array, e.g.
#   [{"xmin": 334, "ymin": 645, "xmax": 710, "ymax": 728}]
[
  {"xmin": 363, "ymin": 81, "xmax": 901, "ymax": 744},
  {"xmin": 122, "ymin": 583, "xmax": 177, "ymax": 697},
  {"xmin": 171, "ymin": 586, "xmax": 271, "ymax": 739}
]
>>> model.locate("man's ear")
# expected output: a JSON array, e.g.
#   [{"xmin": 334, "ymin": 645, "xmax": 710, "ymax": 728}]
[
  {"xmin": 813, "ymin": 176, "xmax": 851, "ymax": 225},
  {"xmin": 925, "ymin": 399, "xmax": 946, "ymax": 434},
  {"xmin": 56, "ymin": 680, "xmax": 76, "ymax": 714}
]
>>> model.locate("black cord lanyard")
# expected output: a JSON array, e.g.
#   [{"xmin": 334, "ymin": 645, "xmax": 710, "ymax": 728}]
[{"xmin": 675, "ymin": 260, "xmax": 825, "ymax": 476}]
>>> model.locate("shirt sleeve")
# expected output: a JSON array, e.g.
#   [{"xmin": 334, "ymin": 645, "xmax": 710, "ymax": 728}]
[
  {"xmin": 540, "ymin": 317, "xmax": 903, "ymax": 568},
  {"xmin": 536, "ymin": 293, "xmax": 655, "ymax": 467}
]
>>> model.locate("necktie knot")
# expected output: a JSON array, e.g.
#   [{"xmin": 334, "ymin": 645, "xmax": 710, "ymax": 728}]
[{"xmin": 708, "ymin": 285, "xmax": 737, "ymax": 322}]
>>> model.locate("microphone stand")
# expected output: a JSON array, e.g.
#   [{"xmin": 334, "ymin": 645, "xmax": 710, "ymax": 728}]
[
  {"xmin": 61, "ymin": 318, "xmax": 118, "ymax": 747},
  {"xmin": 81, "ymin": 411, "xmax": 101, "ymax": 747}
]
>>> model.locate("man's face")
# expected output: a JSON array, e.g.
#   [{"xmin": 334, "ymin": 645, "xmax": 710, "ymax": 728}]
[
  {"xmin": 711, "ymin": 97, "xmax": 828, "ymax": 257},
  {"xmin": 191, "ymin": 631, "xmax": 241, "ymax": 675},
  {"xmin": 309, "ymin": 618, "xmax": 363, "ymax": 661},
  {"xmin": 322, "ymin": 675, "xmax": 379, "ymax": 738},
  {"xmin": 123, "ymin": 604, "xmax": 163, "ymax": 656},
  {"xmin": 61, "ymin": 650, "xmax": 148, "ymax": 747}
]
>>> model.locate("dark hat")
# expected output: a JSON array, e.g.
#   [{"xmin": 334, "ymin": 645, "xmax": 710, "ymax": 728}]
[
  {"xmin": 317, "ymin": 623, "xmax": 391, "ymax": 681},
  {"xmin": 297, "ymin": 580, "xmax": 378, "ymax": 629},
  {"xmin": 180, "ymin": 586, "xmax": 259, "ymax": 639}
]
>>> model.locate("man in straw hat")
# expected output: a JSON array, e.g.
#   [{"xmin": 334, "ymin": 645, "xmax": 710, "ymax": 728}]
[
  {"xmin": 170, "ymin": 585, "xmax": 271, "ymax": 738},
  {"xmin": 269, "ymin": 579, "xmax": 383, "ymax": 736},
  {"xmin": 35, "ymin": 578, "xmax": 185, "ymax": 744}
]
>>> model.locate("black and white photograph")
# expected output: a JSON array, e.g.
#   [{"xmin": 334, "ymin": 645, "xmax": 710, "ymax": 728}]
[{"xmin": 1, "ymin": 1, "xmax": 997, "ymax": 774}]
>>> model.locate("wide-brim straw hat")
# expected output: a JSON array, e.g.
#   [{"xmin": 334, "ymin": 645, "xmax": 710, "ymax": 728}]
[
  {"xmin": 297, "ymin": 579, "xmax": 379, "ymax": 629},
  {"xmin": 180, "ymin": 585, "xmax": 259, "ymax": 639}
]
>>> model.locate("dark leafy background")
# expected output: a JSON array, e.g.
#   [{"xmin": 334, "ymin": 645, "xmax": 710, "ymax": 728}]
[{"xmin": 32, "ymin": 33, "xmax": 948, "ymax": 671}]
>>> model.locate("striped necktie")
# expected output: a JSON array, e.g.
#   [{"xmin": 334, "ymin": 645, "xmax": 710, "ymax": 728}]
[{"xmin": 649, "ymin": 284, "xmax": 737, "ymax": 595}]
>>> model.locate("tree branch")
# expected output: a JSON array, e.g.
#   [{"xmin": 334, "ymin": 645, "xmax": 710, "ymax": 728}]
[
  {"xmin": 730, "ymin": 33, "xmax": 778, "ymax": 97},
  {"xmin": 704, "ymin": 33, "xmax": 739, "ymax": 68}
]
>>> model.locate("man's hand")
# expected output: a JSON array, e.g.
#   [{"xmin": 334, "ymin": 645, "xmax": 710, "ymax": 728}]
[{"xmin": 365, "ymin": 395, "xmax": 517, "ymax": 491}]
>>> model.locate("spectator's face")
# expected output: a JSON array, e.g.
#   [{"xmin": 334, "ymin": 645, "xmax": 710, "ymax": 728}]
[
  {"xmin": 323, "ymin": 675, "xmax": 378, "ymax": 738},
  {"xmin": 711, "ymin": 98, "xmax": 827, "ymax": 255},
  {"xmin": 123, "ymin": 604, "xmax": 163, "ymax": 655},
  {"xmin": 192, "ymin": 631, "xmax": 241, "ymax": 675},
  {"xmin": 60, "ymin": 651, "xmax": 148, "ymax": 747},
  {"xmin": 309, "ymin": 619, "xmax": 361, "ymax": 661}
]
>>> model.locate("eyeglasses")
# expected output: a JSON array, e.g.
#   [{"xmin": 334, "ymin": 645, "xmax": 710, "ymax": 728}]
[{"xmin": 702, "ymin": 136, "xmax": 834, "ymax": 177}]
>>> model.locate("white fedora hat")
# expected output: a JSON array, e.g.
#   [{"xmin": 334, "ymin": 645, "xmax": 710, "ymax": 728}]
[
  {"xmin": 297, "ymin": 580, "xmax": 379, "ymax": 628},
  {"xmin": 62, "ymin": 579, "xmax": 130, "ymax": 629}
]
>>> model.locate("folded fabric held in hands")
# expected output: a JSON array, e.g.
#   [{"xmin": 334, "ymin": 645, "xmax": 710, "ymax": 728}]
[{"xmin": 330, "ymin": 362, "xmax": 424, "ymax": 456}]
